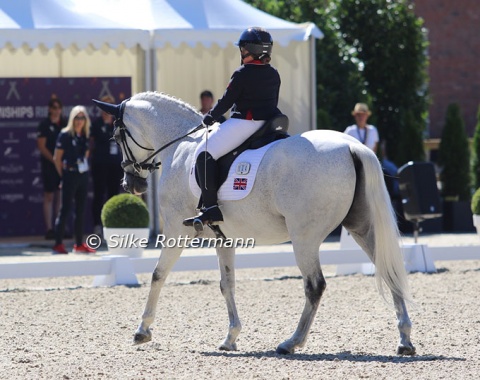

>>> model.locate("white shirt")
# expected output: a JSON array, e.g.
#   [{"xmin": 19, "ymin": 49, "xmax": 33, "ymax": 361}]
[{"xmin": 344, "ymin": 124, "xmax": 379, "ymax": 151}]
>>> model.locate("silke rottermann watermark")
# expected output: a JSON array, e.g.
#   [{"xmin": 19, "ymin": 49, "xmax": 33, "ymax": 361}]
[{"xmin": 85, "ymin": 233, "xmax": 255, "ymax": 250}]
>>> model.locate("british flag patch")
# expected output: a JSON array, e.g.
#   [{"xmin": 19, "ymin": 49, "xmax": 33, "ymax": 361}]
[{"xmin": 233, "ymin": 177, "xmax": 248, "ymax": 190}]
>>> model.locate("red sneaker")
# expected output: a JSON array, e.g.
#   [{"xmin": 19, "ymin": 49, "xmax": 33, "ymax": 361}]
[
  {"xmin": 52, "ymin": 244, "xmax": 68, "ymax": 254},
  {"xmin": 73, "ymin": 243, "xmax": 96, "ymax": 254}
]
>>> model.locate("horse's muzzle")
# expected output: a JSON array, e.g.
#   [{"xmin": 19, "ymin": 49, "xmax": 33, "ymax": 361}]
[{"xmin": 123, "ymin": 172, "xmax": 148, "ymax": 195}]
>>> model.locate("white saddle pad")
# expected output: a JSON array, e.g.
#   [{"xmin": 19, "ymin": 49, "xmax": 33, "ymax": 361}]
[{"xmin": 189, "ymin": 140, "xmax": 280, "ymax": 201}]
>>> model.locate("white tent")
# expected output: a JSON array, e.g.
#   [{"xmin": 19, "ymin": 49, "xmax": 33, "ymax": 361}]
[{"xmin": 0, "ymin": 0, "xmax": 322, "ymax": 134}]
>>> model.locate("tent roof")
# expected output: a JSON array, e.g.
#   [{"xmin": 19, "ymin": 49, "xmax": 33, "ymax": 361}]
[{"xmin": 0, "ymin": 0, "xmax": 322, "ymax": 50}]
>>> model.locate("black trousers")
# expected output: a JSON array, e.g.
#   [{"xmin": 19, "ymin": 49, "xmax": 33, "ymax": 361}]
[
  {"xmin": 55, "ymin": 171, "xmax": 88, "ymax": 245},
  {"xmin": 91, "ymin": 162, "xmax": 123, "ymax": 226}
]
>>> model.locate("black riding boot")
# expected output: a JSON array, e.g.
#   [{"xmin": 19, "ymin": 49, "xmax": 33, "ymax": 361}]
[{"xmin": 183, "ymin": 152, "xmax": 223, "ymax": 230}]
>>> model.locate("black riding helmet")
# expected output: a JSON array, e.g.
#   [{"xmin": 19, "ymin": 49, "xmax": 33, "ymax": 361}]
[{"xmin": 236, "ymin": 27, "xmax": 273, "ymax": 60}]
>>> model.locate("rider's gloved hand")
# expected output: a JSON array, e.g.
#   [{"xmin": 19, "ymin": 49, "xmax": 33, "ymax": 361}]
[{"xmin": 203, "ymin": 114, "xmax": 215, "ymax": 126}]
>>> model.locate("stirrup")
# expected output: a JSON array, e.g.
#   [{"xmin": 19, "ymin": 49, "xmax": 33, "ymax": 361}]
[{"xmin": 183, "ymin": 205, "xmax": 223, "ymax": 232}]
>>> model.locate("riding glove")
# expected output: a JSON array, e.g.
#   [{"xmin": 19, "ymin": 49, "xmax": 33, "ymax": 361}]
[{"xmin": 203, "ymin": 114, "xmax": 215, "ymax": 126}]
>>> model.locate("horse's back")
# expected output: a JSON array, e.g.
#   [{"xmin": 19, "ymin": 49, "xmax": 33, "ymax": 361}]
[{"xmin": 244, "ymin": 130, "xmax": 362, "ymax": 233}]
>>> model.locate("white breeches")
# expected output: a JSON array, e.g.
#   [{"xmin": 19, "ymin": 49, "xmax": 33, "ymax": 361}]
[{"xmin": 195, "ymin": 118, "xmax": 265, "ymax": 160}]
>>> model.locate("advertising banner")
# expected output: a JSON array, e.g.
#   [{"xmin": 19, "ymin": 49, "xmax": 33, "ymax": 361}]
[{"xmin": 0, "ymin": 77, "xmax": 131, "ymax": 237}]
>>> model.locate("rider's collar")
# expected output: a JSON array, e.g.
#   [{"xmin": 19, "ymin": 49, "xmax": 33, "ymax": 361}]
[{"xmin": 245, "ymin": 60, "xmax": 264, "ymax": 65}]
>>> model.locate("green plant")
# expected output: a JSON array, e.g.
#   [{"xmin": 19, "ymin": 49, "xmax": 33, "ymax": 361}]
[
  {"xmin": 245, "ymin": 0, "xmax": 429, "ymax": 163},
  {"xmin": 337, "ymin": 0, "xmax": 429, "ymax": 164},
  {"xmin": 472, "ymin": 105, "xmax": 480, "ymax": 189},
  {"xmin": 438, "ymin": 103, "xmax": 471, "ymax": 201},
  {"xmin": 472, "ymin": 188, "xmax": 480, "ymax": 215},
  {"xmin": 101, "ymin": 194, "xmax": 149, "ymax": 228}
]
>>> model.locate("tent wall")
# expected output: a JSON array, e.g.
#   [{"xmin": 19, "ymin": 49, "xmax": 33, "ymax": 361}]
[
  {"xmin": 1, "ymin": 40, "xmax": 314, "ymax": 135},
  {"xmin": 0, "ymin": 44, "xmax": 146, "ymax": 94},
  {"xmin": 155, "ymin": 41, "xmax": 312, "ymax": 135}
]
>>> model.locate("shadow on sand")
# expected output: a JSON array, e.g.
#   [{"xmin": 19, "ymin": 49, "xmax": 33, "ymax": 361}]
[{"xmin": 200, "ymin": 350, "xmax": 465, "ymax": 363}]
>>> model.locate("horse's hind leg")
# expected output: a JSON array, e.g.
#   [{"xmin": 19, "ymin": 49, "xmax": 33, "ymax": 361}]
[
  {"xmin": 134, "ymin": 246, "xmax": 183, "ymax": 344},
  {"xmin": 216, "ymin": 247, "xmax": 241, "ymax": 351},
  {"xmin": 343, "ymin": 220, "xmax": 415, "ymax": 355},
  {"xmin": 392, "ymin": 292, "xmax": 415, "ymax": 355},
  {"xmin": 276, "ymin": 233, "xmax": 326, "ymax": 354}
]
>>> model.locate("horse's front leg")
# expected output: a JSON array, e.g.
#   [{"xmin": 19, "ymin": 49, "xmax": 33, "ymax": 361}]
[
  {"xmin": 133, "ymin": 245, "xmax": 183, "ymax": 344},
  {"xmin": 392, "ymin": 292, "xmax": 416, "ymax": 355},
  {"xmin": 216, "ymin": 246, "xmax": 241, "ymax": 351}
]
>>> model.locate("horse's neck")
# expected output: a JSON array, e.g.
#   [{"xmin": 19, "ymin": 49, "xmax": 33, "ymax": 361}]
[
  {"xmin": 146, "ymin": 102, "xmax": 202, "ymax": 173},
  {"xmin": 147, "ymin": 97, "xmax": 202, "ymax": 145}
]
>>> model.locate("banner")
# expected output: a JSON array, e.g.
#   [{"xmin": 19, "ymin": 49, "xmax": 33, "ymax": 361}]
[{"xmin": 0, "ymin": 77, "xmax": 131, "ymax": 237}]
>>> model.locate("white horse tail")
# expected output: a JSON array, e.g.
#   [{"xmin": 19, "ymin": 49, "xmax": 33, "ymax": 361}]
[{"xmin": 351, "ymin": 146, "xmax": 411, "ymax": 303}]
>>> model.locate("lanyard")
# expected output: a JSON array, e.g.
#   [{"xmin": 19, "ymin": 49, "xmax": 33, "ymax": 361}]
[{"xmin": 357, "ymin": 126, "xmax": 368, "ymax": 145}]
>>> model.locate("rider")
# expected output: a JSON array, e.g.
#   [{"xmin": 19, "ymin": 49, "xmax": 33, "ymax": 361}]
[{"xmin": 183, "ymin": 27, "xmax": 282, "ymax": 229}]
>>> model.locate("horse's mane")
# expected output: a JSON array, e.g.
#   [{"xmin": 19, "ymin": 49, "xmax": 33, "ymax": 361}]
[{"xmin": 132, "ymin": 91, "xmax": 202, "ymax": 119}]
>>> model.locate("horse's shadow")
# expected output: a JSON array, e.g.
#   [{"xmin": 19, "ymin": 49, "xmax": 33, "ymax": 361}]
[{"xmin": 200, "ymin": 350, "xmax": 465, "ymax": 363}]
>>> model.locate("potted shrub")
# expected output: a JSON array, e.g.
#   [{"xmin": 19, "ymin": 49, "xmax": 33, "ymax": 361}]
[
  {"xmin": 438, "ymin": 103, "xmax": 474, "ymax": 232},
  {"xmin": 472, "ymin": 188, "xmax": 480, "ymax": 237},
  {"xmin": 101, "ymin": 194, "xmax": 150, "ymax": 257}
]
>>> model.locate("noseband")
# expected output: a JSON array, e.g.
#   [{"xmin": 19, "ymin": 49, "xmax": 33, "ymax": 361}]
[{"xmin": 114, "ymin": 98, "xmax": 204, "ymax": 175}]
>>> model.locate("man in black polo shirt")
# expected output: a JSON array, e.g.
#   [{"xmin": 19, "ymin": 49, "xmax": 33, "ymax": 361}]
[
  {"xmin": 36, "ymin": 98, "xmax": 67, "ymax": 239},
  {"xmin": 89, "ymin": 95, "xmax": 123, "ymax": 236}
]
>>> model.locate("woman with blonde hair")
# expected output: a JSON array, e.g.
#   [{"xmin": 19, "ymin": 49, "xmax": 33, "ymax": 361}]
[{"xmin": 52, "ymin": 105, "xmax": 95, "ymax": 254}]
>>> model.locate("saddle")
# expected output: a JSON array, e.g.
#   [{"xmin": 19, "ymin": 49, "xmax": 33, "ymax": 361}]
[{"xmin": 195, "ymin": 114, "xmax": 290, "ymax": 189}]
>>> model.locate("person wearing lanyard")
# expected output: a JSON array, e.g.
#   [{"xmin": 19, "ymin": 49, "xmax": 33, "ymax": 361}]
[
  {"xmin": 89, "ymin": 95, "xmax": 124, "ymax": 237},
  {"xmin": 52, "ymin": 106, "xmax": 96, "ymax": 254},
  {"xmin": 344, "ymin": 103, "xmax": 379, "ymax": 153},
  {"xmin": 36, "ymin": 98, "xmax": 67, "ymax": 239}
]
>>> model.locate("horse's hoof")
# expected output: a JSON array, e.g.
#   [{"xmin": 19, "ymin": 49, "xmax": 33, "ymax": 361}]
[
  {"xmin": 133, "ymin": 330, "xmax": 152, "ymax": 345},
  {"xmin": 218, "ymin": 341, "xmax": 237, "ymax": 351},
  {"xmin": 276, "ymin": 343, "xmax": 294, "ymax": 355},
  {"xmin": 397, "ymin": 344, "xmax": 416, "ymax": 355}
]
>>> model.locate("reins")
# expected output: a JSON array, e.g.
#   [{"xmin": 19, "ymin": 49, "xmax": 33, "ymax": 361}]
[{"xmin": 114, "ymin": 98, "xmax": 205, "ymax": 174}]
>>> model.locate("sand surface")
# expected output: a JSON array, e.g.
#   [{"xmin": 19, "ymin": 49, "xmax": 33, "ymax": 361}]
[{"xmin": 1, "ymin": 258, "xmax": 479, "ymax": 379}]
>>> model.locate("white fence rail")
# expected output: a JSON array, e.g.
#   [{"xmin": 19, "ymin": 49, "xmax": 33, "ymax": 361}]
[{"xmin": 0, "ymin": 245, "xmax": 478, "ymax": 287}]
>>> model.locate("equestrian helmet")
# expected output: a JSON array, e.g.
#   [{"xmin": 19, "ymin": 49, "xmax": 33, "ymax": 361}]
[{"xmin": 236, "ymin": 27, "xmax": 273, "ymax": 58}]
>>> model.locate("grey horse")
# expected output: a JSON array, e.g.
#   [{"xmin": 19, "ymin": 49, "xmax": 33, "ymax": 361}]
[{"xmin": 94, "ymin": 91, "xmax": 415, "ymax": 355}]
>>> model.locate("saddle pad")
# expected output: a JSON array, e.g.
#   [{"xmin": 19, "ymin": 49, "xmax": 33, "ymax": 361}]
[{"xmin": 189, "ymin": 140, "xmax": 280, "ymax": 201}]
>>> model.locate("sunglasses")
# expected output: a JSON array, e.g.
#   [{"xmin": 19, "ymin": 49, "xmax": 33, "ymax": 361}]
[{"xmin": 74, "ymin": 116, "xmax": 86, "ymax": 120}]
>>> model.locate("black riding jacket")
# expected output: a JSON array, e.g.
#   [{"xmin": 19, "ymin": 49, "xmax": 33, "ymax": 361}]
[{"xmin": 209, "ymin": 62, "xmax": 281, "ymax": 122}]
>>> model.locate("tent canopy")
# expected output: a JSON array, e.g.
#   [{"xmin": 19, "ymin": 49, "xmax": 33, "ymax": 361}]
[
  {"xmin": 0, "ymin": 0, "xmax": 322, "ymax": 49},
  {"xmin": 0, "ymin": 0, "xmax": 322, "ymax": 133}
]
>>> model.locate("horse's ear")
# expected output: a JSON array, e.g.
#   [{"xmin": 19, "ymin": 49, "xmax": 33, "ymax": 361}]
[{"xmin": 92, "ymin": 99, "xmax": 121, "ymax": 119}]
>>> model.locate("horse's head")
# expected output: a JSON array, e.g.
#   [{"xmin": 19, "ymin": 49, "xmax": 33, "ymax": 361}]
[{"xmin": 93, "ymin": 98, "xmax": 155, "ymax": 195}]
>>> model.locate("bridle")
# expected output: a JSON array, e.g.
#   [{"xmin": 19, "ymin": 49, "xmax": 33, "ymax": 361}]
[{"xmin": 113, "ymin": 98, "xmax": 204, "ymax": 175}]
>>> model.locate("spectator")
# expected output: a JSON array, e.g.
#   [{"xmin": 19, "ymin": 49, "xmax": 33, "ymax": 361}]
[
  {"xmin": 380, "ymin": 141, "xmax": 400, "ymax": 200},
  {"xmin": 52, "ymin": 106, "xmax": 95, "ymax": 254},
  {"xmin": 344, "ymin": 103, "xmax": 379, "ymax": 153},
  {"xmin": 36, "ymin": 98, "xmax": 67, "ymax": 240},
  {"xmin": 199, "ymin": 90, "xmax": 226, "ymax": 123},
  {"xmin": 89, "ymin": 95, "xmax": 123, "ymax": 237}
]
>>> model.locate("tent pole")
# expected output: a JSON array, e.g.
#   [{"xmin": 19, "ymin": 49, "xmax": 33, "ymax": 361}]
[
  {"xmin": 309, "ymin": 35, "xmax": 317, "ymax": 131},
  {"xmin": 148, "ymin": 43, "xmax": 162, "ymax": 235}
]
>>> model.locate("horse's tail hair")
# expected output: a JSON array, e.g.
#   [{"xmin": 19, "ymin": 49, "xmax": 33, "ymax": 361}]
[{"xmin": 352, "ymin": 146, "xmax": 412, "ymax": 304}]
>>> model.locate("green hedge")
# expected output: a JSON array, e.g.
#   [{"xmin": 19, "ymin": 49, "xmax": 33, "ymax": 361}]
[
  {"xmin": 101, "ymin": 194, "xmax": 149, "ymax": 228},
  {"xmin": 472, "ymin": 188, "xmax": 480, "ymax": 215}
]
